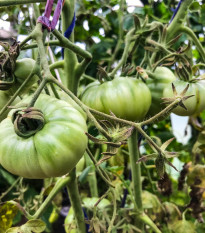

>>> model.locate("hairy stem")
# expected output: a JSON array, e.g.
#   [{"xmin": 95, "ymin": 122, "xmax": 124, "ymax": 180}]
[
  {"xmin": 166, "ymin": 0, "xmax": 193, "ymax": 41},
  {"xmin": 86, "ymin": 148, "xmax": 114, "ymax": 188},
  {"xmin": 180, "ymin": 26, "xmax": 205, "ymax": 62},
  {"xmin": 109, "ymin": 28, "xmax": 135, "ymax": 77},
  {"xmin": 66, "ymin": 169, "xmax": 86, "ymax": 233},
  {"xmin": 128, "ymin": 129, "xmax": 143, "ymax": 230}
]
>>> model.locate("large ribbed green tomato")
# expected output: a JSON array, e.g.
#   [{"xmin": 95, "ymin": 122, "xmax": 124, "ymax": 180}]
[
  {"xmin": 163, "ymin": 79, "xmax": 205, "ymax": 116},
  {"xmin": 147, "ymin": 67, "xmax": 176, "ymax": 115},
  {"xmin": 81, "ymin": 77, "xmax": 151, "ymax": 121},
  {"xmin": 0, "ymin": 94, "xmax": 88, "ymax": 179}
]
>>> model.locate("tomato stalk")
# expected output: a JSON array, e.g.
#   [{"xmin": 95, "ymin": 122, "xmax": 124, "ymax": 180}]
[
  {"xmin": 66, "ymin": 168, "xmax": 87, "ymax": 233},
  {"xmin": 179, "ymin": 26, "xmax": 205, "ymax": 62},
  {"xmin": 128, "ymin": 129, "xmax": 144, "ymax": 230},
  {"xmin": 107, "ymin": 0, "xmax": 125, "ymax": 72},
  {"xmin": 61, "ymin": 0, "xmax": 77, "ymax": 92},
  {"xmin": 85, "ymin": 153, "xmax": 99, "ymax": 197},
  {"xmin": 166, "ymin": 0, "xmax": 193, "ymax": 42},
  {"xmin": 109, "ymin": 28, "xmax": 135, "ymax": 78}
]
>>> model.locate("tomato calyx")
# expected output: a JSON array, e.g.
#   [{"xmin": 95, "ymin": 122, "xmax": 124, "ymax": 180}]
[
  {"xmin": 86, "ymin": 119, "xmax": 133, "ymax": 165},
  {"xmin": 0, "ymin": 40, "xmax": 20, "ymax": 91},
  {"xmin": 12, "ymin": 107, "xmax": 45, "ymax": 138},
  {"xmin": 161, "ymin": 83, "xmax": 194, "ymax": 110}
]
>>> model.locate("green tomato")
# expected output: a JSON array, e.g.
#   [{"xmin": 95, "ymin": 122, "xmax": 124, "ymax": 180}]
[
  {"xmin": 147, "ymin": 67, "xmax": 176, "ymax": 115},
  {"xmin": 0, "ymin": 94, "xmax": 88, "ymax": 179},
  {"xmin": 163, "ymin": 79, "xmax": 205, "ymax": 116},
  {"xmin": 81, "ymin": 77, "xmax": 151, "ymax": 121},
  {"xmin": 13, "ymin": 58, "xmax": 38, "ymax": 95}
]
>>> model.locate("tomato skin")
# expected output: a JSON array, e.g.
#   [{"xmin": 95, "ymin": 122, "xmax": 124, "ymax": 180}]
[
  {"xmin": 0, "ymin": 94, "xmax": 88, "ymax": 179},
  {"xmin": 81, "ymin": 77, "xmax": 151, "ymax": 121},
  {"xmin": 147, "ymin": 67, "xmax": 176, "ymax": 115},
  {"xmin": 163, "ymin": 79, "xmax": 205, "ymax": 116},
  {"xmin": 13, "ymin": 58, "xmax": 38, "ymax": 94}
]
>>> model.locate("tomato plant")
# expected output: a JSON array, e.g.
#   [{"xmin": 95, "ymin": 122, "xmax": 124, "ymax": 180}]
[
  {"xmin": 0, "ymin": 0, "xmax": 205, "ymax": 233},
  {"xmin": 0, "ymin": 94, "xmax": 87, "ymax": 179},
  {"xmin": 81, "ymin": 77, "xmax": 151, "ymax": 121}
]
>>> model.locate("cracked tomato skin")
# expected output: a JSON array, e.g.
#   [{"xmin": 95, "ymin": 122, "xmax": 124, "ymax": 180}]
[
  {"xmin": 81, "ymin": 77, "xmax": 151, "ymax": 122},
  {"xmin": 163, "ymin": 79, "xmax": 205, "ymax": 116},
  {"xmin": 0, "ymin": 94, "xmax": 88, "ymax": 179}
]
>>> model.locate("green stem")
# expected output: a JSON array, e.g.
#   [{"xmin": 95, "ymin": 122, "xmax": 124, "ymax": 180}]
[
  {"xmin": 52, "ymin": 78, "xmax": 111, "ymax": 140},
  {"xmin": 21, "ymin": 40, "xmax": 60, "ymax": 50},
  {"xmin": 146, "ymin": 38, "xmax": 171, "ymax": 55},
  {"xmin": 85, "ymin": 152, "xmax": 99, "ymax": 197},
  {"xmin": 109, "ymin": 28, "xmax": 135, "ymax": 78},
  {"xmin": 49, "ymin": 60, "xmax": 64, "ymax": 71},
  {"xmin": 166, "ymin": 0, "xmax": 193, "ymax": 41},
  {"xmin": 139, "ymin": 214, "xmax": 162, "ymax": 233},
  {"xmin": 86, "ymin": 148, "xmax": 114, "ymax": 188},
  {"xmin": 52, "ymin": 30, "xmax": 92, "ymax": 60},
  {"xmin": 28, "ymin": 79, "xmax": 47, "ymax": 107},
  {"xmin": 31, "ymin": 176, "xmax": 71, "ymax": 219},
  {"xmin": 107, "ymin": 189, "xmax": 117, "ymax": 233},
  {"xmin": 0, "ymin": 177, "xmax": 21, "ymax": 201},
  {"xmin": 107, "ymin": 0, "xmax": 124, "ymax": 72},
  {"xmin": 128, "ymin": 129, "xmax": 143, "ymax": 230},
  {"xmin": 61, "ymin": 0, "xmax": 78, "ymax": 92},
  {"xmin": 66, "ymin": 169, "xmax": 86, "ymax": 233},
  {"xmin": 140, "ymin": 99, "xmax": 180, "ymax": 126},
  {"xmin": 180, "ymin": 26, "xmax": 205, "ymax": 62}
]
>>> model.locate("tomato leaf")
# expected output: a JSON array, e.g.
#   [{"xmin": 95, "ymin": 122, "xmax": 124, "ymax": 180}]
[
  {"xmin": 0, "ymin": 202, "xmax": 18, "ymax": 233},
  {"xmin": 20, "ymin": 219, "xmax": 46, "ymax": 233}
]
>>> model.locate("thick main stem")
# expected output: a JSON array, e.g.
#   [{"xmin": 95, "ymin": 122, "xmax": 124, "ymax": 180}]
[
  {"xmin": 128, "ymin": 129, "xmax": 143, "ymax": 229},
  {"xmin": 62, "ymin": 0, "xmax": 78, "ymax": 92},
  {"xmin": 166, "ymin": 0, "xmax": 193, "ymax": 41},
  {"xmin": 66, "ymin": 169, "xmax": 86, "ymax": 233}
]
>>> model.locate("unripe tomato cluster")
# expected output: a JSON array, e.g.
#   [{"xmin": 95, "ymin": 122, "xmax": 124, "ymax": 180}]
[{"xmin": 0, "ymin": 56, "xmax": 205, "ymax": 180}]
